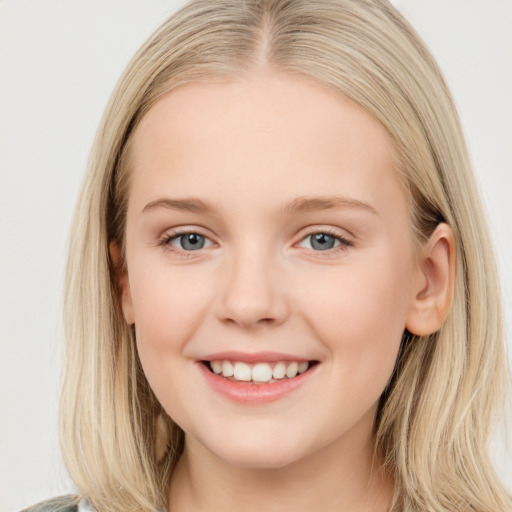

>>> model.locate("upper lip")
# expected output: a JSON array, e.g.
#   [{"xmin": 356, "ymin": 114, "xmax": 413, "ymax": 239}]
[{"xmin": 197, "ymin": 351, "xmax": 315, "ymax": 364}]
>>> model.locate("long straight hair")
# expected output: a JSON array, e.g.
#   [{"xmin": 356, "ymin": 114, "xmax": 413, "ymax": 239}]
[{"xmin": 61, "ymin": 1, "xmax": 511, "ymax": 510}]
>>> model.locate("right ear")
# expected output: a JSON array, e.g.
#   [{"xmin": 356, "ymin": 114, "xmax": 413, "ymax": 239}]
[{"xmin": 109, "ymin": 241, "xmax": 135, "ymax": 325}]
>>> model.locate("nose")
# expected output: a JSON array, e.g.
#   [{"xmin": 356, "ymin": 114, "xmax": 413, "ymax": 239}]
[{"xmin": 216, "ymin": 248, "xmax": 290, "ymax": 329}]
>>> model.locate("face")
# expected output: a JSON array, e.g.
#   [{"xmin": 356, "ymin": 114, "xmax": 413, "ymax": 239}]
[{"xmin": 120, "ymin": 69, "xmax": 422, "ymax": 469}]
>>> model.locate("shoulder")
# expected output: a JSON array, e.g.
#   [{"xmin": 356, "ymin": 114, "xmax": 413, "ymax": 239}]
[{"xmin": 20, "ymin": 495, "xmax": 91, "ymax": 512}]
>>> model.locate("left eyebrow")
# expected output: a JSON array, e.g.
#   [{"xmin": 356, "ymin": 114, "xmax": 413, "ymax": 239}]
[
  {"xmin": 140, "ymin": 194, "xmax": 378, "ymax": 216},
  {"xmin": 281, "ymin": 195, "xmax": 378, "ymax": 216}
]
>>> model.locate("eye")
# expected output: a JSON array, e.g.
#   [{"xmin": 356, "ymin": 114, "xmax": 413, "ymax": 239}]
[
  {"xmin": 161, "ymin": 231, "xmax": 215, "ymax": 252},
  {"xmin": 297, "ymin": 231, "xmax": 353, "ymax": 252}
]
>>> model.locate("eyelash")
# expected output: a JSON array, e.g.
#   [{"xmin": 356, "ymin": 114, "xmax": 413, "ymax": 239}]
[{"xmin": 159, "ymin": 228, "xmax": 354, "ymax": 258}]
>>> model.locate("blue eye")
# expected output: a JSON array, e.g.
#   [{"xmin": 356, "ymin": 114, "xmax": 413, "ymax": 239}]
[
  {"xmin": 165, "ymin": 232, "xmax": 213, "ymax": 252},
  {"xmin": 298, "ymin": 231, "xmax": 352, "ymax": 252},
  {"xmin": 161, "ymin": 229, "xmax": 351, "ymax": 256},
  {"xmin": 176, "ymin": 233, "xmax": 205, "ymax": 250},
  {"xmin": 308, "ymin": 233, "xmax": 338, "ymax": 251}
]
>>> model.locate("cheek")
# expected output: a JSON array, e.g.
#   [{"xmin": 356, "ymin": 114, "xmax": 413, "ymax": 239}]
[
  {"xmin": 130, "ymin": 262, "xmax": 212, "ymax": 344},
  {"xmin": 297, "ymin": 254, "xmax": 411, "ymax": 394},
  {"xmin": 127, "ymin": 262, "xmax": 215, "ymax": 399},
  {"xmin": 128, "ymin": 266, "xmax": 217, "ymax": 431}
]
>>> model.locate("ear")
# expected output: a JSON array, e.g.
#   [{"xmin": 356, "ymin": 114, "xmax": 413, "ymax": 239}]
[
  {"xmin": 109, "ymin": 241, "xmax": 135, "ymax": 325},
  {"xmin": 405, "ymin": 223, "xmax": 456, "ymax": 336}
]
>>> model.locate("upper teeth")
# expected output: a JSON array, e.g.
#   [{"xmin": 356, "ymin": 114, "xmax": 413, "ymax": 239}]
[{"xmin": 209, "ymin": 360, "xmax": 309, "ymax": 382}]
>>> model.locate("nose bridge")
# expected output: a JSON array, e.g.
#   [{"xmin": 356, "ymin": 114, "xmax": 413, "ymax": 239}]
[{"xmin": 218, "ymin": 236, "xmax": 289, "ymax": 328}]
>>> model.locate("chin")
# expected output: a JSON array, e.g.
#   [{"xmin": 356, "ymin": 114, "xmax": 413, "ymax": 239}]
[
  {"xmin": 218, "ymin": 446, "xmax": 301, "ymax": 470},
  {"xmin": 203, "ymin": 429, "xmax": 310, "ymax": 470}
]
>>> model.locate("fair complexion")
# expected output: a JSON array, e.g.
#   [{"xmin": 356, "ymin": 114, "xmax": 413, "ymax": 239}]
[{"xmin": 113, "ymin": 68, "xmax": 455, "ymax": 512}]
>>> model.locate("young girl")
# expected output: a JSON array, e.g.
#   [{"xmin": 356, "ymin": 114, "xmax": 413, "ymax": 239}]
[{"xmin": 23, "ymin": 0, "xmax": 511, "ymax": 511}]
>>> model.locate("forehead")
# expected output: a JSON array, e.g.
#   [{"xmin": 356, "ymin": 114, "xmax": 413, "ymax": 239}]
[{"xmin": 127, "ymin": 69, "xmax": 405, "ymax": 219}]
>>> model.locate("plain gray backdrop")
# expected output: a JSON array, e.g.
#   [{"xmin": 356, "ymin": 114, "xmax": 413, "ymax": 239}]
[{"xmin": 1, "ymin": 1, "xmax": 511, "ymax": 510}]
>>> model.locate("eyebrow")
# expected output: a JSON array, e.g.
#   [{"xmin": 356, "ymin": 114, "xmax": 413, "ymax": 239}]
[
  {"xmin": 140, "ymin": 195, "xmax": 378, "ymax": 216},
  {"xmin": 141, "ymin": 197, "xmax": 215, "ymax": 215},
  {"xmin": 281, "ymin": 196, "xmax": 378, "ymax": 216}
]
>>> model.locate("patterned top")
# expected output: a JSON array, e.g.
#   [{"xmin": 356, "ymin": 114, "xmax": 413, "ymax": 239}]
[
  {"xmin": 21, "ymin": 495, "xmax": 164, "ymax": 512},
  {"xmin": 21, "ymin": 495, "xmax": 95, "ymax": 512}
]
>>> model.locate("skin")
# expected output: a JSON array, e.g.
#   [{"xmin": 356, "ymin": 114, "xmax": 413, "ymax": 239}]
[{"xmin": 114, "ymin": 67, "xmax": 455, "ymax": 512}]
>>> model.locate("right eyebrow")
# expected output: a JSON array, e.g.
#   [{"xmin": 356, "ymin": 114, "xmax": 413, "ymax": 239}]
[{"xmin": 140, "ymin": 197, "xmax": 217, "ymax": 216}]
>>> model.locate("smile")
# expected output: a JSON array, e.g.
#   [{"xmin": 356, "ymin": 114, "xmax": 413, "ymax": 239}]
[
  {"xmin": 206, "ymin": 360, "xmax": 311, "ymax": 383},
  {"xmin": 198, "ymin": 356, "xmax": 320, "ymax": 404}
]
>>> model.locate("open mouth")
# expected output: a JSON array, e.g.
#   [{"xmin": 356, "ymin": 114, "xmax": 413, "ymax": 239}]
[{"xmin": 201, "ymin": 360, "xmax": 319, "ymax": 384}]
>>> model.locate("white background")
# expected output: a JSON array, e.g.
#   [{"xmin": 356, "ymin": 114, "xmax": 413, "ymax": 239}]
[{"xmin": 1, "ymin": 1, "xmax": 511, "ymax": 510}]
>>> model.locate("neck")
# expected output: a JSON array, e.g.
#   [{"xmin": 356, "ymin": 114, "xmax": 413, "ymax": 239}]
[{"xmin": 167, "ymin": 418, "xmax": 393, "ymax": 512}]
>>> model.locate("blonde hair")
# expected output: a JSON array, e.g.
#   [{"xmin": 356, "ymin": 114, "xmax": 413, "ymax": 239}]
[{"xmin": 61, "ymin": 1, "xmax": 511, "ymax": 510}]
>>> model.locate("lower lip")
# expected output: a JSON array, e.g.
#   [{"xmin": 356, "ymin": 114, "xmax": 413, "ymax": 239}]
[{"xmin": 197, "ymin": 362, "xmax": 319, "ymax": 404}]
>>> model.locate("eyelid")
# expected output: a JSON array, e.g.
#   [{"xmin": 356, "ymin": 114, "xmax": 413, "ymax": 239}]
[
  {"xmin": 160, "ymin": 226, "xmax": 213, "ymax": 240},
  {"xmin": 295, "ymin": 226, "xmax": 354, "ymax": 243}
]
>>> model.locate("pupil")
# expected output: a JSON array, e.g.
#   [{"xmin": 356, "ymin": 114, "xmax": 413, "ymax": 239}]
[{"xmin": 311, "ymin": 233, "xmax": 335, "ymax": 251}]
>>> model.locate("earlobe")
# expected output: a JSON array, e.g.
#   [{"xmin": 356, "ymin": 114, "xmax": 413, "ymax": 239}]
[
  {"xmin": 109, "ymin": 241, "xmax": 135, "ymax": 325},
  {"xmin": 405, "ymin": 223, "xmax": 456, "ymax": 336}
]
